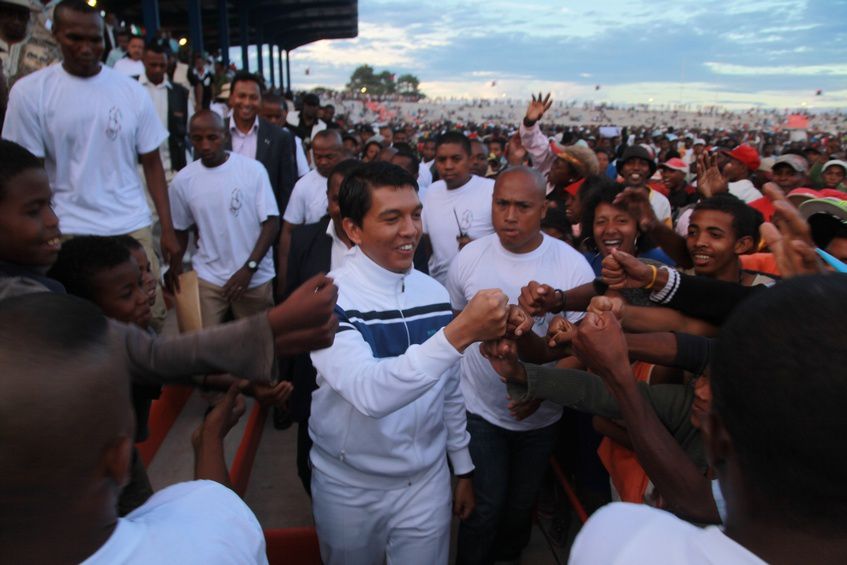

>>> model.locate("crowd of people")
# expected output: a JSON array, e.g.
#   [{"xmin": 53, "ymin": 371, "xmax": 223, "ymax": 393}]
[{"xmin": 1, "ymin": 1, "xmax": 847, "ymax": 564}]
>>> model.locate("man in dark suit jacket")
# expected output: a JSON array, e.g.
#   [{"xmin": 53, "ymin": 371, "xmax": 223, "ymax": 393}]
[
  {"xmin": 283, "ymin": 215, "xmax": 333, "ymax": 495},
  {"xmin": 226, "ymin": 71, "xmax": 298, "ymax": 216}
]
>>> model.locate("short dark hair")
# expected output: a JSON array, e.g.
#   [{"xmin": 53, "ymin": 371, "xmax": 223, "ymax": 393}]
[
  {"xmin": 692, "ymin": 194, "xmax": 763, "ymax": 247},
  {"xmin": 711, "ymin": 274, "xmax": 847, "ymax": 533},
  {"xmin": 342, "ymin": 134, "xmax": 360, "ymax": 147},
  {"xmin": 0, "ymin": 293, "xmax": 109, "ymax": 359},
  {"xmin": 339, "ymin": 162, "xmax": 419, "ymax": 226},
  {"xmin": 116, "ymin": 28, "xmax": 131, "ymax": 39},
  {"xmin": 47, "ymin": 236, "xmax": 133, "ymax": 301},
  {"xmin": 113, "ymin": 234, "xmax": 144, "ymax": 252},
  {"xmin": 436, "ymin": 131, "xmax": 471, "ymax": 156},
  {"xmin": 54, "ymin": 0, "xmax": 100, "ymax": 29},
  {"xmin": 0, "ymin": 140, "xmax": 43, "ymax": 200},
  {"xmin": 302, "ymin": 93, "xmax": 320, "ymax": 107},
  {"xmin": 328, "ymin": 158, "xmax": 363, "ymax": 185},
  {"xmin": 488, "ymin": 138, "xmax": 506, "ymax": 152},
  {"xmin": 230, "ymin": 70, "xmax": 264, "ymax": 95},
  {"xmin": 579, "ymin": 176, "xmax": 656, "ymax": 255}
]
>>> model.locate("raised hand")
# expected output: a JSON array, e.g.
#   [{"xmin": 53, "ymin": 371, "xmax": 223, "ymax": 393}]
[
  {"xmin": 525, "ymin": 92, "xmax": 553, "ymax": 123},
  {"xmin": 613, "ymin": 186, "xmax": 659, "ymax": 232},
  {"xmin": 268, "ymin": 273, "xmax": 337, "ymax": 333},
  {"xmin": 695, "ymin": 152, "xmax": 728, "ymax": 198}
]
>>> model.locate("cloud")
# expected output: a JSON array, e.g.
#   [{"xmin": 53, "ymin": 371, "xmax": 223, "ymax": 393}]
[
  {"xmin": 704, "ymin": 62, "xmax": 847, "ymax": 76},
  {"xmin": 261, "ymin": 0, "xmax": 847, "ymax": 109}
]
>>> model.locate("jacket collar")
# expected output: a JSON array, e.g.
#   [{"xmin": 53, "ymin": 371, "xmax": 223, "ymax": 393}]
[{"xmin": 347, "ymin": 246, "xmax": 410, "ymax": 288}]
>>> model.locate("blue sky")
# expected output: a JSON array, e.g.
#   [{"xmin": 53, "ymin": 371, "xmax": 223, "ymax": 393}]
[{"xmin": 258, "ymin": 0, "xmax": 847, "ymax": 109}]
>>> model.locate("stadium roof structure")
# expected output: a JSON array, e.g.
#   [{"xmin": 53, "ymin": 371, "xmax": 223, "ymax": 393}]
[{"xmin": 105, "ymin": 0, "xmax": 358, "ymax": 86}]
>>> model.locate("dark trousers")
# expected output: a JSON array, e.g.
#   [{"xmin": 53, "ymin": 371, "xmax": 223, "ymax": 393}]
[
  {"xmin": 456, "ymin": 412, "xmax": 558, "ymax": 565},
  {"xmin": 297, "ymin": 420, "xmax": 313, "ymax": 497}
]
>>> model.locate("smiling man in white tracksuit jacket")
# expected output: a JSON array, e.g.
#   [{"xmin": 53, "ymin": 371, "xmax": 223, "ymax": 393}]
[{"xmin": 308, "ymin": 162, "xmax": 510, "ymax": 565}]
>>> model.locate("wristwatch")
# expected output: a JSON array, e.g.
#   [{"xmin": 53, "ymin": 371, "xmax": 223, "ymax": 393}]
[{"xmin": 246, "ymin": 260, "xmax": 259, "ymax": 272}]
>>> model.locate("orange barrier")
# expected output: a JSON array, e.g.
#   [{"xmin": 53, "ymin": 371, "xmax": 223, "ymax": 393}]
[
  {"xmin": 265, "ymin": 527, "xmax": 322, "ymax": 565},
  {"xmin": 549, "ymin": 456, "xmax": 589, "ymax": 524},
  {"xmin": 229, "ymin": 402, "xmax": 269, "ymax": 497},
  {"xmin": 136, "ymin": 385, "xmax": 194, "ymax": 466}
]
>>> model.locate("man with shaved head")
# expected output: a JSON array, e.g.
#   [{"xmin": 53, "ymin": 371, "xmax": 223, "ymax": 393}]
[
  {"xmin": 0, "ymin": 293, "xmax": 268, "ymax": 563},
  {"xmin": 446, "ymin": 166, "xmax": 595, "ymax": 564},
  {"xmin": 168, "ymin": 109, "xmax": 280, "ymax": 327},
  {"xmin": 277, "ymin": 129, "xmax": 345, "ymax": 295}
]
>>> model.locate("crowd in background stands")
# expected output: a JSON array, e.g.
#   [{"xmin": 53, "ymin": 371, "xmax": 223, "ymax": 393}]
[{"xmin": 2, "ymin": 1, "xmax": 847, "ymax": 564}]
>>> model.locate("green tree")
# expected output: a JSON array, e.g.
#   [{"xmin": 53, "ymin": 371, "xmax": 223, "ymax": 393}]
[
  {"xmin": 397, "ymin": 74, "xmax": 420, "ymax": 95},
  {"xmin": 346, "ymin": 64, "xmax": 379, "ymax": 93}
]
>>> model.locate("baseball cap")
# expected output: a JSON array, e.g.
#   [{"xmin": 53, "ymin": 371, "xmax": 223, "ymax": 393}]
[
  {"xmin": 799, "ymin": 197, "xmax": 847, "ymax": 248},
  {"xmin": 658, "ymin": 158, "xmax": 688, "ymax": 173},
  {"xmin": 823, "ymin": 159, "xmax": 847, "ymax": 174},
  {"xmin": 772, "ymin": 154, "xmax": 809, "ymax": 174},
  {"xmin": 693, "ymin": 138, "xmax": 706, "ymax": 146},
  {"xmin": 721, "ymin": 144, "xmax": 761, "ymax": 172}
]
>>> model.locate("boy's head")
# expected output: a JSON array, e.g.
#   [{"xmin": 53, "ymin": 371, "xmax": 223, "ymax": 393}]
[
  {"xmin": 709, "ymin": 275, "xmax": 847, "ymax": 533},
  {"xmin": 435, "ymin": 131, "xmax": 472, "ymax": 189},
  {"xmin": 822, "ymin": 160, "xmax": 847, "ymax": 190},
  {"xmin": 259, "ymin": 94, "xmax": 288, "ymax": 127},
  {"xmin": 0, "ymin": 141, "xmax": 61, "ymax": 268},
  {"xmin": 113, "ymin": 235, "xmax": 156, "ymax": 308},
  {"xmin": 771, "ymin": 154, "xmax": 808, "ymax": 192},
  {"xmin": 687, "ymin": 194, "xmax": 762, "ymax": 279},
  {"xmin": 327, "ymin": 159, "xmax": 364, "ymax": 233},
  {"xmin": 47, "ymin": 236, "xmax": 152, "ymax": 329},
  {"xmin": 0, "ymin": 293, "xmax": 133, "ymax": 531},
  {"xmin": 339, "ymin": 161, "xmax": 421, "ymax": 273}
]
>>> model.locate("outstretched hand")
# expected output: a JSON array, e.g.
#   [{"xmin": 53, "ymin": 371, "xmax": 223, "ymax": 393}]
[
  {"xmin": 480, "ymin": 338, "xmax": 526, "ymax": 385},
  {"xmin": 572, "ymin": 311, "xmax": 631, "ymax": 383},
  {"xmin": 613, "ymin": 187, "xmax": 659, "ymax": 232},
  {"xmin": 545, "ymin": 316, "xmax": 577, "ymax": 349},
  {"xmin": 268, "ymin": 273, "xmax": 339, "ymax": 354},
  {"xmin": 525, "ymin": 92, "xmax": 553, "ymax": 123},
  {"xmin": 601, "ymin": 249, "xmax": 654, "ymax": 289},
  {"xmin": 695, "ymin": 152, "xmax": 728, "ymax": 198},
  {"xmin": 519, "ymin": 280, "xmax": 561, "ymax": 316}
]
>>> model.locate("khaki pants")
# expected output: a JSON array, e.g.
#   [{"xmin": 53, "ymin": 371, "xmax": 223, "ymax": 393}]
[{"xmin": 197, "ymin": 278, "xmax": 274, "ymax": 328}]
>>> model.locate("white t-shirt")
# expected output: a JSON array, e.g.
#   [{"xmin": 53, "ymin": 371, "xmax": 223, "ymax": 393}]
[
  {"xmin": 327, "ymin": 220, "xmax": 354, "ymax": 271},
  {"xmin": 81, "ymin": 480, "xmax": 268, "ymax": 565},
  {"xmin": 169, "ymin": 152, "xmax": 279, "ymax": 288},
  {"xmin": 728, "ymin": 179, "xmax": 761, "ymax": 203},
  {"xmin": 569, "ymin": 502, "xmax": 765, "ymax": 565},
  {"xmin": 446, "ymin": 233, "xmax": 594, "ymax": 431},
  {"xmin": 283, "ymin": 169, "xmax": 328, "ymax": 225},
  {"xmin": 294, "ymin": 136, "xmax": 310, "ymax": 177},
  {"xmin": 649, "ymin": 188, "xmax": 673, "ymax": 225},
  {"xmin": 113, "ymin": 58, "xmax": 145, "ymax": 78},
  {"xmin": 2, "ymin": 63, "xmax": 168, "ymax": 235},
  {"xmin": 418, "ymin": 160, "xmax": 433, "ymax": 192},
  {"xmin": 422, "ymin": 174, "xmax": 495, "ymax": 285}
]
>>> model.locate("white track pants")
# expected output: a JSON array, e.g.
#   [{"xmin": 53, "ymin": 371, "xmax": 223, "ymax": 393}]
[{"xmin": 311, "ymin": 461, "xmax": 451, "ymax": 565}]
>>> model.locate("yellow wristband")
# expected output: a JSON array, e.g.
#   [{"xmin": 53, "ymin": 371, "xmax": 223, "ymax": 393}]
[{"xmin": 644, "ymin": 265, "xmax": 659, "ymax": 290}]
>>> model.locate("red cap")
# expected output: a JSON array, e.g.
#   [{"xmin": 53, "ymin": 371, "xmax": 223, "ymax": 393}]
[
  {"xmin": 722, "ymin": 144, "xmax": 761, "ymax": 172},
  {"xmin": 659, "ymin": 157, "xmax": 688, "ymax": 173}
]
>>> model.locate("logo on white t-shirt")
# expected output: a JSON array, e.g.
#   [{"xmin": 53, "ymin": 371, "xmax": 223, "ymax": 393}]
[
  {"xmin": 230, "ymin": 187, "xmax": 242, "ymax": 217},
  {"xmin": 459, "ymin": 209, "xmax": 473, "ymax": 232},
  {"xmin": 106, "ymin": 106, "xmax": 122, "ymax": 140}
]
